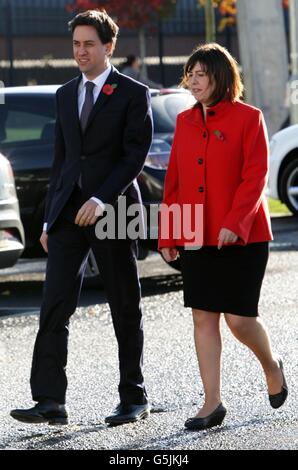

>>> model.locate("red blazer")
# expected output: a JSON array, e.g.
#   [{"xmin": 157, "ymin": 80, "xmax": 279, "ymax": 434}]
[{"xmin": 158, "ymin": 99, "xmax": 273, "ymax": 248}]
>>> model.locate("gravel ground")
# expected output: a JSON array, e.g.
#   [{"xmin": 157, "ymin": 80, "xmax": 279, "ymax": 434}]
[{"xmin": 0, "ymin": 250, "xmax": 297, "ymax": 450}]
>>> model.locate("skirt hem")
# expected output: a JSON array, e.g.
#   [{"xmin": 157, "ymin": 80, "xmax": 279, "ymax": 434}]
[{"xmin": 184, "ymin": 303, "xmax": 259, "ymax": 317}]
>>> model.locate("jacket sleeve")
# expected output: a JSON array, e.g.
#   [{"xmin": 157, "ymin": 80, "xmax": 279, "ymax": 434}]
[
  {"xmin": 92, "ymin": 87, "xmax": 153, "ymax": 203},
  {"xmin": 44, "ymin": 91, "xmax": 65, "ymax": 226},
  {"xmin": 158, "ymin": 117, "xmax": 179, "ymax": 249},
  {"xmin": 222, "ymin": 109, "xmax": 269, "ymax": 244}
]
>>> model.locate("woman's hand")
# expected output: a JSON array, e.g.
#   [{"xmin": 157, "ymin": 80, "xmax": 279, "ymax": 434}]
[
  {"xmin": 160, "ymin": 247, "xmax": 178, "ymax": 263},
  {"xmin": 217, "ymin": 228, "xmax": 238, "ymax": 249}
]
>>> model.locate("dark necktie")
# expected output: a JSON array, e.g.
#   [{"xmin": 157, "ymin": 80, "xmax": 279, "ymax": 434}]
[
  {"xmin": 80, "ymin": 81, "xmax": 95, "ymax": 133},
  {"xmin": 77, "ymin": 81, "xmax": 95, "ymax": 188}
]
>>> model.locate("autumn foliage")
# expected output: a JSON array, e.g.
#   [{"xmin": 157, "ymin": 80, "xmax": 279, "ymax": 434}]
[
  {"xmin": 66, "ymin": 0, "xmax": 176, "ymax": 30},
  {"xmin": 199, "ymin": 0, "xmax": 289, "ymax": 32}
]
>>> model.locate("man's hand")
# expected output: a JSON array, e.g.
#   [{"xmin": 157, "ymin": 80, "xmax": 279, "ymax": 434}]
[
  {"xmin": 75, "ymin": 199, "xmax": 102, "ymax": 227},
  {"xmin": 40, "ymin": 231, "xmax": 48, "ymax": 253},
  {"xmin": 160, "ymin": 247, "xmax": 178, "ymax": 263},
  {"xmin": 217, "ymin": 228, "xmax": 238, "ymax": 249}
]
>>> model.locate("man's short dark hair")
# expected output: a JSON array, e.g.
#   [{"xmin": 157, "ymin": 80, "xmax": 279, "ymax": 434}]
[{"xmin": 68, "ymin": 9, "xmax": 119, "ymax": 54}]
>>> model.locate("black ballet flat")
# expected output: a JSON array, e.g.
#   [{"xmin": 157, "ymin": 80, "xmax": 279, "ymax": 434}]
[
  {"xmin": 269, "ymin": 358, "xmax": 288, "ymax": 409},
  {"xmin": 184, "ymin": 403, "xmax": 227, "ymax": 431}
]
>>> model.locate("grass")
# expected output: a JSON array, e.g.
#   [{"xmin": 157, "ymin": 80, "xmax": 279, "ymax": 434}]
[
  {"xmin": 268, "ymin": 197, "xmax": 291, "ymax": 215},
  {"xmin": 4, "ymin": 128, "xmax": 41, "ymax": 141}
]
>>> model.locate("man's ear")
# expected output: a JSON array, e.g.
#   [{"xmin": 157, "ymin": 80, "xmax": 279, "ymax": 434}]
[{"xmin": 105, "ymin": 42, "xmax": 113, "ymax": 57}]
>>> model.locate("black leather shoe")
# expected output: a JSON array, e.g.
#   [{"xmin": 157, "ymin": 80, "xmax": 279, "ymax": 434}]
[
  {"xmin": 184, "ymin": 403, "xmax": 227, "ymax": 431},
  {"xmin": 10, "ymin": 399, "xmax": 68, "ymax": 425},
  {"xmin": 105, "ymin": 403, "xmax": 150, "ymax": 425},
  {"xmin": 269, "ymin": 358, "xmax": 288, "ymax": 409}
]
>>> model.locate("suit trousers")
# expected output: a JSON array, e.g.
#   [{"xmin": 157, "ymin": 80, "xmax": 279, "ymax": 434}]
[{"xmin": 30, "ymin": 186, "xmax": 147, "ymax": 405}]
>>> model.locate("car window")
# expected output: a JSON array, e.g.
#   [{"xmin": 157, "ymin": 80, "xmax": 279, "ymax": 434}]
[
  {"xmin": 0, "ymin": 95, "xmax": 56, "ymax": 147},
  {"xmin": 2, "ymin": 110, "xmax": 53, "ymax": 143},
  {"xmin": 151, "ymin": 93, "xmax": 195, "ymax": 133}
]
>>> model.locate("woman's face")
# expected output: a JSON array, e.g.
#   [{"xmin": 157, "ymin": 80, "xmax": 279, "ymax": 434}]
[{"xmin": 187, "ymin": 62, "xmax": 215, "ymax": 106}]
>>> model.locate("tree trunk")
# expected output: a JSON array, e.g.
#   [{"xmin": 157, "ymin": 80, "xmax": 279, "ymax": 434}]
[
  {"xmin": 204, "ymin": 0, "xmax": 216, "ymax": 42},
  {"xmin": 5, "ymin": 0, "xmax": 14, "ymax": 86},
  {"xmin": 237, "ymin": 0, "xmax": 288, "ymax": 136},
  {"xmin": 138, "ymin": 26, "xmax": 148, "ymax": 78},
  {"xmin": 289, "ymin": 0, "xmax": 298, "ymax": 124},
  {"xmin": 158, "ymin": 19, "xmax": 165, "ymax": 86}
]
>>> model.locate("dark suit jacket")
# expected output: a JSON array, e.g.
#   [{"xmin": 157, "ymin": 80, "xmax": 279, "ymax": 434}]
[{"xmin": 44, "ymin": 65, "xmax": 153, "ymax": 232}]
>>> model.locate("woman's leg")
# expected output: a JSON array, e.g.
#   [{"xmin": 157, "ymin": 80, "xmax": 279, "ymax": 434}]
[
  {"xmin": 224, "ymin": 314, "xmax": 283, "ymax": 395},
  {"xmin": 192, "ymin": 309, "xmax": 222, "ymax": 417}
]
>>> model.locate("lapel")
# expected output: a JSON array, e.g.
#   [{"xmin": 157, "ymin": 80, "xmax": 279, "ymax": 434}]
[
  {"xmin": 68, "ymin": 75, "xmax": 82, "ymax": 141},
  {"xmin": 84, "ymin": 65, "xmax": 120, "ymax": 133}
]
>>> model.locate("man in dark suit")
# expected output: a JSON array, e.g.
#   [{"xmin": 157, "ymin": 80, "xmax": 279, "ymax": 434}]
[{"xmin": 11, "ymin": 9, "xmax": 153, "ymax": 426}]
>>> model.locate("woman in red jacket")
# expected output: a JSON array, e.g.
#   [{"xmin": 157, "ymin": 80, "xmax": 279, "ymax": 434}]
[{"xmin": 159, "ymin": 43, "xmax": 288, "ymax": 431}]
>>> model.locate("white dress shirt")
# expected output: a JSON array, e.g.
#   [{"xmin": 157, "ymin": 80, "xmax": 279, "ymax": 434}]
[
  {"xmin": 43, "ymin": 65, "xmax": 111, "ymax": 231},
  {"xmin": 78, "ymin": 64, "xmax": 112, "ymax": 117}
]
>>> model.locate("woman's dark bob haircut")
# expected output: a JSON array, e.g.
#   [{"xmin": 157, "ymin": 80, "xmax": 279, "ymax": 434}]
[{"xmin": 181, "ymin": 43, "xmax": 244, "ymax": 104}]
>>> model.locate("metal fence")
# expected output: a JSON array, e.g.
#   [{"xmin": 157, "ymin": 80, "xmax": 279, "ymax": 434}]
[
  {"xmin": 0, "ymin": 0, "xmax": 71, "ymax": 35},
  {"xmin": 0, "ymin": 0, "xmax": 207, "ymax": 36},
  {"xmin": 0, "ymin": 0, "xmax": 289, "ymax": 37}
]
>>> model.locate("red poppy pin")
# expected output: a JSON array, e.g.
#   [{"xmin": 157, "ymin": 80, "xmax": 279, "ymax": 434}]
[
  {"xmin": 102, "ymin": 83, "xmax": 118, "ymax": 95},
  {"xmin": 213, "ymin": 130, "xmax": 225, "ymax": 141}
]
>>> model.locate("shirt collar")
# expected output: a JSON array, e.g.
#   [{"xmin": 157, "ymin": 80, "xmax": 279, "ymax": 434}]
[{"xmin": 81, "ymin": 64, "xmax": 112, "ymax": 89}]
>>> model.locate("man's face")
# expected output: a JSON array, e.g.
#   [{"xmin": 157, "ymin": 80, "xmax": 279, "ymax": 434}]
[{"xmin": 73, "ymin": 25, "xmax": 112, "ymax": 79}]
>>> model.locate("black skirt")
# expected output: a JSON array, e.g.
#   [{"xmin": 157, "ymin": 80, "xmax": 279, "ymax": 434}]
[{"xmin": 178, "ymin": 242, "xmax": 269, "ymax": 317}]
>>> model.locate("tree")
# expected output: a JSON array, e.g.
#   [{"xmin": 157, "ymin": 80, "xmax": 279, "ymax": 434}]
[
  {"xmin": 203, "ymin": 0, "xmax": 216, "ymax": 42},
  {"xmin": 66, "ymin": 0, "xmax": 176, "ymax": 76},
  {"xmin": 199, "ymin": 0, "xmax": 236, "ymax": 41},
  {"xmin": 217, "ymin": 0, "xmax": 237, "ymax": 33},
  {"xmin": 237, "ymin": 0, "xmax": 288, "ymax": 136},
  {"xmin": 200, "ymin": 0, "xmax": 289, "ymax": 36}
]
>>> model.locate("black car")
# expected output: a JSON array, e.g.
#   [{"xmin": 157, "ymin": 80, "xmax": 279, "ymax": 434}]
[
  {"xmin": 0, "ymin": 153, "xmax": 25, "ymax": 268},
  {"xmin": 0, "ymin": 86, "xmax": 194, "ymax": 283}
]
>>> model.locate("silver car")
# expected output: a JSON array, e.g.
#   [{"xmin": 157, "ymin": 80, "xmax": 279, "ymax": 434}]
[{"xmin": 0, "ymin": 153, "xmax": 25, "ymax": 268}]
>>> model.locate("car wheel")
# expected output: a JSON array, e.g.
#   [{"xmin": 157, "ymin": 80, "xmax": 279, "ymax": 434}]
[{"xmin": 280, "ymin": 158, "xmax": 298, "ymax": 216}]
